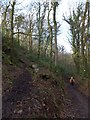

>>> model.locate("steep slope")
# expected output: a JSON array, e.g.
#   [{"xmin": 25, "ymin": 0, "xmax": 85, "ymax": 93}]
[
  {"xmin": 2, "ymin": 48, "xmax": 64, "ymax": 118},
  {"xmin": 2, "ymin": 42, "xmax": 89, "ymax": 118}
]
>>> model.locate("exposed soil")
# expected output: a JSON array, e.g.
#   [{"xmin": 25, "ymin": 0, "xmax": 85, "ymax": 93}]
[
  {"xmin": 61, "ymin": 82, "xmax": 89, "ymax": 118},
  {"xmin": 2, "ymin": 64, "xmax": 63, "ymax": 118},
  {"xmin": 2, "ymin": 53, "xmax": 89, "ymax": 118}
]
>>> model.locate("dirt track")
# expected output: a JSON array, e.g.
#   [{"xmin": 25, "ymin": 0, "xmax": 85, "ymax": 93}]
[
  {"xmin": 2, "ymin": 69, "xmax": 62, "ymax": 118},
  {"xmin": 2, "ymin": 66, "xmax": 89, "ymax": 118},
  {"xmin": 62, "ymin": 82, "xmax": 89, "ymax": 118}
]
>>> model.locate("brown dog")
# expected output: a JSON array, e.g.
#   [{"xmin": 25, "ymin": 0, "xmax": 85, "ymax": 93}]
[{"xmin": 70, "ymin": 76, "xmax": 75, "ymax": 85}]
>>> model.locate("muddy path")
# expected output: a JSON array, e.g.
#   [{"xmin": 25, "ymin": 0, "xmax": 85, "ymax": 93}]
[
  {"xmin": 62, "ymin": 81, "xmax": 89, "ymax": 118},
  {"xmin": 2, "ymin": 70, "xmax": 35, "ymax": 118},
  {"xmin": 2, "ymin": 68, "xmax": 62, "ymax": 118},
  {"xmin": 2, "ymin": 63, "xmax": 89, "ymax": 118}
]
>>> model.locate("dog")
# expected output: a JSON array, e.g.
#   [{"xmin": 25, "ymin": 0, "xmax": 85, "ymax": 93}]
[{"xmin": 69, "ymin": 76, "xmax": 75, "ymax": 85}]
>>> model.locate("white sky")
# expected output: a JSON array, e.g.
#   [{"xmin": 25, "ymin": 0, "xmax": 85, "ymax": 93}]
[
  {"xmin": 56, "ymin": 0, "xmax": 86, "ymax": 53},
  {"xmin": 15, "ymin": 0, "xmax": 86, "ymax": 53}
]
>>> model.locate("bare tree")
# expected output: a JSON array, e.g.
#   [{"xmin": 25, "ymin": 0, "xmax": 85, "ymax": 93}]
[
  {"xmin": 11, "ymin": 0, "xmax": 16, "ymax": 45},
  {"xmin": 15, "ymin": 14, "xmax": 24, "ymax": 46},
  {"xmin": 47, "ymin": 5, "xmax": 53, "ymax": 62},
  {"xmin": 63, "ymin": 2, "xmax": 89, "ymax": 76},
  {"xmin": 52, "ymin": 2, "xmax": 59, "ymax": 66}
]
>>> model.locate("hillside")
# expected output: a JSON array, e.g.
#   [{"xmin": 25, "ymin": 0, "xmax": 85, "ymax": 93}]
[
  {"xmin": 2, "ymin": 42, "xmax": 89, "ymax": 118},
  {"xmin": 2, "ymin": 46, "xmax": 65, "ymax": 118},
  {"xmin": 1, "ymin": 0, "xmax": 89, "ymax": 118}
]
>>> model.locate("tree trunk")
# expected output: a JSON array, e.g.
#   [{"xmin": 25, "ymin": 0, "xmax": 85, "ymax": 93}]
[
  {"xmin": 17, "ymin": 28, "xmax": 19, "ymax": 46},
  {"xmin": 48, "ymin": 6, "xmax": 53, "ymax": 63},
  {"xmin": 11, "ymin": 1, "xmax": 15, "ymax": 45},
  {"xmin": 2, "ymin": 4, "xmax": 9, "ymax": 36},
  {"xmin": 38, "ymin": 3, "xmax": 41, "ymax": 59},
  {"xmin": 81, "ymin": 1, "xmax": 88, "ymax": 75},
  {"xmin": 11, "ymin": 1, "xmax": 16, "ymax": 62},
  {"xmin": 29, "ymin": 18, "xmax": 33, "ymax": 51},
  {"xmin": 53, "ymin": 2, "xmax": 58, "ymax": 66}
]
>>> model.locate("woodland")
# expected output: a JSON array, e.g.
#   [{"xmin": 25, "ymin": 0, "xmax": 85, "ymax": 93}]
[{"xmin": 1, "ymin": 0, "xmax": 90, "ymax": 118}]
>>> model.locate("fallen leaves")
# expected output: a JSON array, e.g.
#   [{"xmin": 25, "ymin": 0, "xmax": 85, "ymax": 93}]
[
  {"xmin": 3, "ymin": 62, "xmax": 64, "ymax": 118},
  {"xmin": 14, "ymin": 109, "xmax": 23, "ymax": 114}
]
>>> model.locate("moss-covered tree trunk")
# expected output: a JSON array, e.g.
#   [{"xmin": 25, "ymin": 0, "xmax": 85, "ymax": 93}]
[
  {"xmin": 17, "ymin": 28, "xmax": 19, "ymax": 46},
  {"xmin": 80, "ymin": 1, "xmax": 88, "ymax": 75},
  {"xmin": 11, "ymin": 1, "xmax": 15, "ymax": 45},
  {"xmin": 53, "ymin": 2, "xmax": 58, "ymax": 66},
  {"xmin": 48, "ymin": 6, "xmax": 53, "ymax": 64},
  {"xmin": 37, "ymin": 3, "xmax": 41, "ymax": 59},
  {"xmin": 11, "ymin": 0, "xmax": 16, "ymax": 62},
  {"xmin": 29, "ymin": 18, "xmax": 33, "ymax": 51},
  {"xmin": 2, "ymin": 4, "xmax": 9, "ymax": 36}
]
